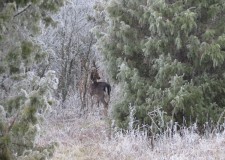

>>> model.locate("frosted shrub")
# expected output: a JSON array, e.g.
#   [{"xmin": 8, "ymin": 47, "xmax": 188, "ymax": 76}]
[{"xmin": 37, "ymin": 98, "xmax": 225, "ymax": 160}]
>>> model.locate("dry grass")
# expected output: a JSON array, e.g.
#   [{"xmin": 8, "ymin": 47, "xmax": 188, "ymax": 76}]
[
  {"xmin": 35, "ymin": 92, "xmax": 225, "ymax": 159},
  {"xmin": 36, "ymin": 105, "xmax": 225, "ymax": 160}
]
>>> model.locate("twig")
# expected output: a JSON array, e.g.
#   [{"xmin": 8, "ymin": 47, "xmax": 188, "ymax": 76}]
[
  {"xmin": 14, "ymin": 4, "xmax": 31, "ymax": 18},
  {"xmin": 217, "ymin": 108, "xmax": 225, "ymax": 127},
  {"xmin": 12, "ymin": 142, "xmax": 30, "ymax": 148},
  {"xmin": 7, "ymin": 112, "xmax": 19, "ymax": 133}
]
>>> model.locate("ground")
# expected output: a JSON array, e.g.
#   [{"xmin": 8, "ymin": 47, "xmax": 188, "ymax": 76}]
[{"xmin": 36, "ymin": 104, "xmax": 225, "ymax": 160}]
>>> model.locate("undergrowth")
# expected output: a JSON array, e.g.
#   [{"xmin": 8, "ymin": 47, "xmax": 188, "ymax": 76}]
[{"xmin": 36, "ymin": 95, "xmax": 225, "ymax": 160}]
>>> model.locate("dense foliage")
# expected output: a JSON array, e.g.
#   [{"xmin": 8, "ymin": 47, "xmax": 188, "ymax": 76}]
[
  {"xmin": 0, "ymin": 0, "xmax": 63, "ymax": 159},
  {"xmin": 94, "ymin": 0, "xmax": 225, "ymax": 131}
]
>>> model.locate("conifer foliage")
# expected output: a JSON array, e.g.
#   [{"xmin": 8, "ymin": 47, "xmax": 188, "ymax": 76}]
[
  {"xmin": 0, "ymin": 0, "xmax": 63, "ymax": 159},
  {"xmin": 94, "ymin": 0, "xmax": 225, "ymax": 130}
]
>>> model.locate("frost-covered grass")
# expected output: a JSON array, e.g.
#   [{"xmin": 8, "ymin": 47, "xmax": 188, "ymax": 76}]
[
  {"xmin": 36, "ymin": 103, "xmax": 225, "ymax": 160},
  {"xmin": 36, "ymin": 91, "xmax": 225, "ymax": 160}
]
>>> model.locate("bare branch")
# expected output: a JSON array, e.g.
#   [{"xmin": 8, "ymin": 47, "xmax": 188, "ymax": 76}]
[{"xmin": 14, "ymin": 4, "xmax": 31, "ymax": 18}]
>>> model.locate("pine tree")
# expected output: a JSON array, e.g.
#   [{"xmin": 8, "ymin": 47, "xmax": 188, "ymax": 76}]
[
  {"xmin": 0, "ymin": 1, "xmax": 64, "ymax": 159},
  {"xmin": 94, "ymin": 0, "xmax": 225, "ymax": 131}
]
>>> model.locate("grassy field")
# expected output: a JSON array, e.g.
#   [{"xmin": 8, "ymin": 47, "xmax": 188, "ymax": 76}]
[{"xmin": 36, "ymin": 105, "xmax": 225, "ymax": 160}]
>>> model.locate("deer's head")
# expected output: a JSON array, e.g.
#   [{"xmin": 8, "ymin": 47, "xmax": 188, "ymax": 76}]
[{"xmin": 90, "ymin": 68, "xmax": 100, "ymax": 82}]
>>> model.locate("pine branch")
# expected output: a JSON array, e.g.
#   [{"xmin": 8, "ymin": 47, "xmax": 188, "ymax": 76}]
[
  {"xmin": 14, "ymin": 4, "xmax": 31, "ymax": 18},
  {"xmin": 221, "ymin": 48, "xmax": 225, "ymax": 52}
]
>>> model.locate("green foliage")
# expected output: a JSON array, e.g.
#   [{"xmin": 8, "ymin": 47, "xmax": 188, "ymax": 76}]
[
  {"xmin": 95, "ymin": 0, "xmax": 225, "ymax": 131},
  {"xmin": 21, "ymin": 41, "xmax": 33, "ymax": 60},
  {"xmin": 0, "ymin": 0, "xmax": 64, "ymax": 159}
]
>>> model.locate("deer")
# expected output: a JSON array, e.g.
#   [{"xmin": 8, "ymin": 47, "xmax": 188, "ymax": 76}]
[{"xmin": 89, "ymin": 64, "xmax": 111, "ymax": 117}]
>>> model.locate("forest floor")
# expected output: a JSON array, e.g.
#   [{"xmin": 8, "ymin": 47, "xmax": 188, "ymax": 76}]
[{"xmin": 37, "ymin": 106, "xmax": 225, "ymax": 160}]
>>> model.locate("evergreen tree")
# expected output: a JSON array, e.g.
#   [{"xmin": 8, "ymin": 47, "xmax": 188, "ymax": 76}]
[
  {"xmin": 0, "ymin": 0, "xmax": 64, "ymax": 159},
  {"xmin": 94, "ymin": 0, "xmax": 225, "ymax": 131}
]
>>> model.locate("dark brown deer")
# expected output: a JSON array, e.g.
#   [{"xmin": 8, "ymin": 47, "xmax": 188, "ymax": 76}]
[{"xmin": 89, "ymin": 66, "xmax": 111, "ymax": 117}]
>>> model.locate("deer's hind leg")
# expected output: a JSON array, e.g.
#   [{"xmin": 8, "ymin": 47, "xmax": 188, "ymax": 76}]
[{"xmin": 99, "ymin": 96, "xmax": 108, "ymax": 117}]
